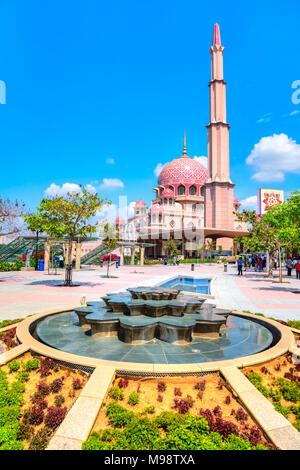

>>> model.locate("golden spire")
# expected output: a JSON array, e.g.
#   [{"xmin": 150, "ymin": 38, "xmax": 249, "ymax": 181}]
[{"xmin": 183, "ymin": 131, "xmax": 187, "ymax": 156}]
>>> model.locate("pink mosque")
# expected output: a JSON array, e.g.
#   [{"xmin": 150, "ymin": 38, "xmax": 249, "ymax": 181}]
[{"xmin": 116, "ymin": 24, "xmax": 247, "ymax": 259}]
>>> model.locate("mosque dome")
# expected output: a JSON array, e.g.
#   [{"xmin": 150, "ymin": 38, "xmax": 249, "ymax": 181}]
[{"xmin": 135, "ymin": 198, "xmax": 146, "ymax": 207}]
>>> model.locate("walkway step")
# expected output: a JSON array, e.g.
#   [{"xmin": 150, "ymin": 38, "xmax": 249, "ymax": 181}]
[
  {"xmin": 220, "ymin": 366, "xmax": 300, "ymax": 450},
  {"xmin": 0, "ymin": 344, "xmax": 30, "ymax": 365}
]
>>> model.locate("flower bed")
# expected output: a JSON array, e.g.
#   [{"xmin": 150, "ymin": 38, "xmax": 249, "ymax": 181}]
[
  {"xmin": 0, "ymin": 327, "xmax": 18, "ymax": 352},
  {"xmin": 0, "ymin": 352, "xmax": 89, "ymax": 450},
  {"xmin": 83, "ymin": 374, "xmax": 273, "ymax": 450},
  {"xmin": 243, "ymin": 353, "xmax": 300, "ymax": 433}
]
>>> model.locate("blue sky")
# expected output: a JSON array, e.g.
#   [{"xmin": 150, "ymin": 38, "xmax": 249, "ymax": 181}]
[{"xmin": 0, "ymin": 0, "xmax": 299, "ymax": 215}]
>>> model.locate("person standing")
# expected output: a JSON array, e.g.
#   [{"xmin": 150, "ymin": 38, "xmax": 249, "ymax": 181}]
[
  {"xmin": 59, "ymin": 254, "xmax": 64, "ymax": 268},
  {"xmin": 296, "ymin": 260, "xmax": 300, "ymax": 280},
  {"xmin": 286, "ymin": 258, "xmax": 293, "ymax": 277},
  {"xmin": 237, "ymin": 257, "xmax": 243, "ymax": 276}
]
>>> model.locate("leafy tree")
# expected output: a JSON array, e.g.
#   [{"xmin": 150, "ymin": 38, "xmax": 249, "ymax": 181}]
[
  {"xmin": 234, "ymin": 192, "xmax": 300, "ymax": 281},
  {"xmin": 205, "ymin": 240, "xmax": 216, "ymax": 259},
  {"xmin": 0, "ymin": 197, "xmax": 26, "ymax": 237},
  {"xmin": 24, "ymin": 187, "xmax": 107, "ymax": 285},
  {"xmin": 163, "ymin": 240, "xmax": 180, "ymax": 260}
]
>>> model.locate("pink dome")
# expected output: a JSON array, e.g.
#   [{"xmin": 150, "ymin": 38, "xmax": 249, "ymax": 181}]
[
  {"xmin": 115, "ymin": 216, "xmax": 125, "ymax": 225},
  {"xmin": 158, "ymin": 156, "xmax": 208, "ymax": 186},
  {"xmin": 135, "ymin": 199, "xmax": 146, "ymax": 207},
  {"xmin": 150, "ymin": 204, "xmax": 163, "ymax": 213},
  {"xmin": 161, "ymin": 188, "xmax": 174, "ymax": 197}
]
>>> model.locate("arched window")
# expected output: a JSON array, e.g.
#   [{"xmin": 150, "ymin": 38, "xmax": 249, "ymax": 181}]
[
  {"xmin": 189, "ymin": 185, "xmax": 197, "ymax": 196},
  {"xmin": 200, "ymin": 186, "xmax": 205, "ymax": 197},
  {"xmin": 169, "ymin": 198, "xmax": 173, "ymax": 205},
  {"xmin": 178, "ymin": 185, "xmax": 186, "ymax": 195},
  {"xmin": 163, "ymin": 198, "xmax": 167, "ymax": 205},
  {"xmin": 169, "ymin": 186, "xmax": 174, "ymax": 193}
]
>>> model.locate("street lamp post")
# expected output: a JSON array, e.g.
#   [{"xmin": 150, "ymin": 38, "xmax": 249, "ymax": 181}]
[{"xmin": 35, "ymin": 230, "xmax": 40, "ymax": 271}]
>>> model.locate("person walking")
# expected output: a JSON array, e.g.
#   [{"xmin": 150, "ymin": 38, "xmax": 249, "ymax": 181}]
[
  {"xmin": 59, "ymin": 254, "xmax": 64, "ymax": 268},
  {"xmin": 286, "ymin": 258, "xmax": 293, "ymax": 277},
  {"xmin": 237, "ymin": 257, "xmax": 243, "ymax": 276},
  {"xmin": 296, "ymin": 260, "xmax": 300, "ymax": 280}
]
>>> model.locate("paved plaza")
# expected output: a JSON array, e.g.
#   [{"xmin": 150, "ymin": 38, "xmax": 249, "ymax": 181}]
[{"xmin": 0, "ymin": 263, "xmax": 299, "ymax": 322}]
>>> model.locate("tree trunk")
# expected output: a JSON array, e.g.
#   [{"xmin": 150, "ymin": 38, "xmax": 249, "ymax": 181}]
[
  {"xmin": 279, "ymin": 248, "xmax": 282, "ymax": 283},
  {"xmin": 107, "ymin": 254, "xmax": 111, "ymax": 278},
  {"xmin": 65, "ymin": 239, "xmax": 73, "ymax": 286}
]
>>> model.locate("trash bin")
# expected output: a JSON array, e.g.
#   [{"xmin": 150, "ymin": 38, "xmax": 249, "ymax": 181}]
[
  {"xmin": 224, "ymin": 263, "xmax": 227, "ymax": 272},
  {"xmin": 38, "ymin": 260, "xmax": 44, "ymax": 271},
  {"xmin": 191, "ymin": 263, "xmax": 195, "ymax": 272},
  {"xmin": 117, "ymin": 258, "xmax": 120, "ymax": 267},
  {"xmin": 100, "ymin": 260, "xmax": 104, "ymax": 268}
]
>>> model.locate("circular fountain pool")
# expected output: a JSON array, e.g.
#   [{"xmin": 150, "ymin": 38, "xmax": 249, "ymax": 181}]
[{"xmin": 36, "ymin": 311, "xmax": 274, "ymax": 365}]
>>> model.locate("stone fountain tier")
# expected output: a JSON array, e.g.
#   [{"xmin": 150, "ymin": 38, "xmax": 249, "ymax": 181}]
[
  {"xmin": 127, "ymin": 286, "xmax": 180, "ymax": 300},
  {"xmin": 74, "ymin": 301, "xmax": 229, "ymax": 344},
  {"xmin": 73, "ymin": 287, "xmax": 230, "ymax": 345},
  {"xmin": 101, "ymin": 290, "xmax": 206, "ymax": 317}
]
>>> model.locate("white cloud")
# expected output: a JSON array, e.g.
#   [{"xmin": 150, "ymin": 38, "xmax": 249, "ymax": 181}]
[
  {"xmin": 246, "ymin": 133, "xmax": 300, "ymax": 182},
  {"xmin": 106, "ymin": 158, "xmax": 115, "ymax": 165},
  {"xmin": 44, "ymin": 182, "xmax": 99, "ymax": 197},
  {"xmin": 290, "ymin": 110, "xmax": 299, "ymax": 116},
  {"xmin": 45, "ymin": 183, "xmax": 82, "ymax": 197},
  {"xmin": 240, "ymin": 195, "xmax": 257, "ymax": 211},
  {"xmin": 256, "ymin": 113, "xmax": 272, "ymax": 124},
  {"xmin": 154, "ymin": 163, "xmax": 165, "ymax": 177},
  {"xmin": 85, "ymin": 184, "xmax": 97, "ymax": 193},
  {"xmin": 99, "ymin": 178, "xmax": 124, "ymax": 190},
  {"xmin": 96, "ymin": 203, "xmax": 117, "ymax": 223},
  {"xmin": 193, "ymin": 156, "xmax": 208, "ymax": 168}
]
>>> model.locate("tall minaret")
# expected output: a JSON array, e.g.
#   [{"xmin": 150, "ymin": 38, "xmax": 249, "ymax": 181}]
[{"xmin": 205, "ymin": 24, "xmax": 235, "ymax": 234}]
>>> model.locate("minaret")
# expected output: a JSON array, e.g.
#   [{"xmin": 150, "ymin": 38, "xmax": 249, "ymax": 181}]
[{"xmin": 205, "ymin": 24, "xmax": 235, "ymax": 233}]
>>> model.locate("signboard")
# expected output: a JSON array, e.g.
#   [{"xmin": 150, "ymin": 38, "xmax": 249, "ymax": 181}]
[{"xmin": 257, "ymin": 189, "xmax": 284, "ymax": 215}]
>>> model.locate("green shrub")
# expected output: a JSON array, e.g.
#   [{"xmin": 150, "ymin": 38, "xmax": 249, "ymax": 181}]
[
  {"xmin": 54, "ymin": 394, "xmax": 65, "ymax": 407},
  {"xmin": 124, "ymin": 417, "xmax": 160, "ymax": 450},
  {"xmin": 17, "ymin": 371, "xmax": 30, "ymax": 383},
  {"xmin": 287, "ymin": 320, "xmax": 300, "ymax": 330},
  {"xmin": 83, "ymin": 406, "xmax": 271, "ymax": 451},
  {"xmin": 82, "ymin": 434, "xmax": 107, "ymax": 450},
  {"xmin": 108, "ymin": 386, "xmax": 124, "ymax": 401},
  {"xmin": 106, "ymin": 402, "xmax": 134, "ymax": 428},
  {"xmin": 0, "ymin": 405, "xmax": 21, "ymax": 427},
  {"xmin": 11, "ymin": 380, "xmax": 25, "ymax": 394},
  {"xmin": 141, "ymin": 405, "xmax": 155, "ymax": 415},
  {"xmin": 276, "ymin": 378, "xmax": 300, "ymax": 403},
  {"xmin": 23, "ymin": 358, "xmax": 40, "ymax": 371},
  {"xmin": 246, "ymin": 371, "xmax": 269, "ymax": 398},
  {"xmin": 0, "ymin": 440, "xmax": 24, "ymax": 450},
  {"xmin": 0, "ymin": 423, "xmax": 19, "ymax": 444},
  {"xmin": 128, "ymin": 392, "xmax": 139, "ymax": 406},
  {"xmin": 7, "ymin": 360, "xmax": 21, "ymax": 373},
  {"xmin": 273, "ymin": 402, "xmax": 291, "ymax": 418},
  {"xmin": 0, "ymin": 319, "xmax": 23, "ymax": 329},
  {"xmin": 28, "ymin": 427, "xmax": 51, "ymax": 450}
]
